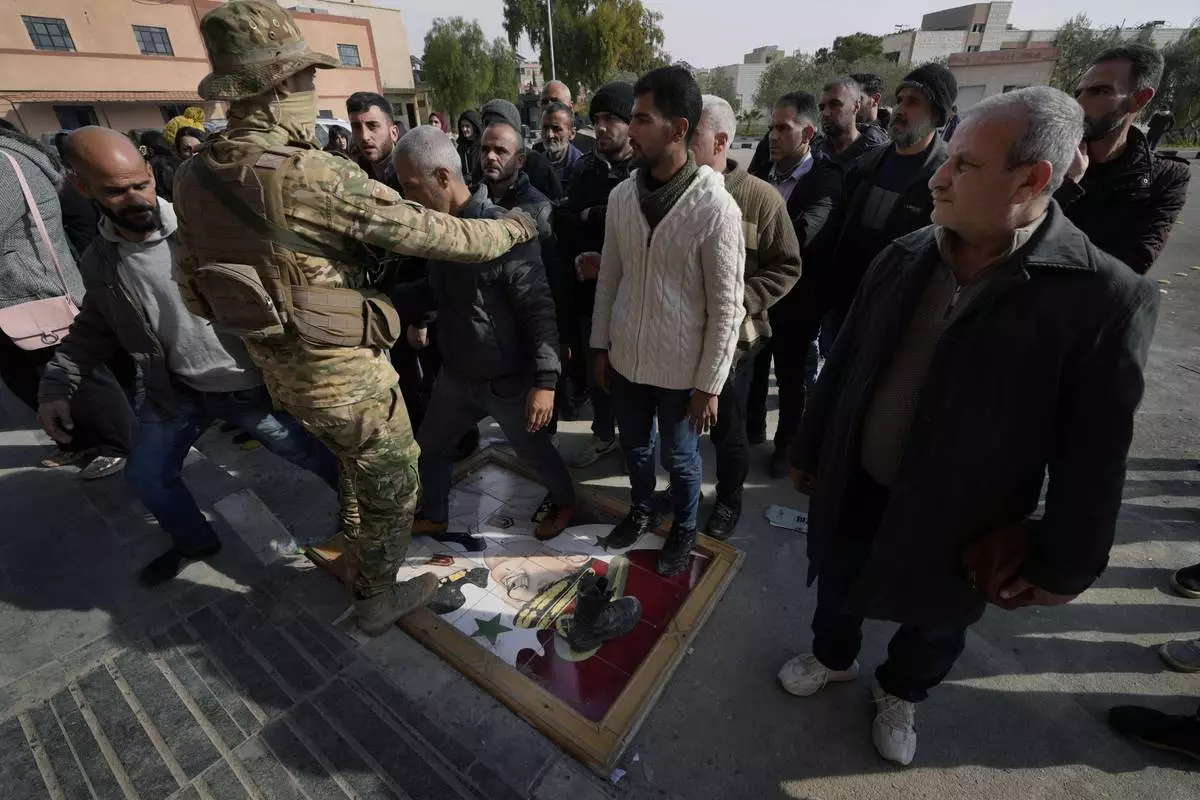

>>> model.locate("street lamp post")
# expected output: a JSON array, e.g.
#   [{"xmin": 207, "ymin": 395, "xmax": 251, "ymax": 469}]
[{"xmin": 546, "ymin": 0, "xmax": 556, "ymax": 81}]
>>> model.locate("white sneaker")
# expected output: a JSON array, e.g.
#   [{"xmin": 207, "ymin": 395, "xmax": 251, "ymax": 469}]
[
  {"xmin": 567, "ymin": 435, "xmax": 619, "ymax": 469},
  {"xmin": 777, "ymin": 653, "xmax": 859, "ymax": 697},
  {"xmin": 80, "ymin": 455, "xmax": 127, "ymax": 481},
  {"xmin": 871, "ymin": 679, "xmax": 917, "ymax": 766}
]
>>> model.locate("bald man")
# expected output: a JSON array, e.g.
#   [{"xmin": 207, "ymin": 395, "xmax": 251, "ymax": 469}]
[
  {"xmin": 37, "ymin": 126, "xmax": 343, "ymax": 588},
  {"xmin": 540, "ymin": 80, "xmax": 572, "ymax": 108}
]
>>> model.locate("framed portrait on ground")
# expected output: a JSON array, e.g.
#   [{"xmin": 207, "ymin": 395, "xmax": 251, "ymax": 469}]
[{"xmin": 305, "ymin": 446, "xmax": 743, "ymax": 774}]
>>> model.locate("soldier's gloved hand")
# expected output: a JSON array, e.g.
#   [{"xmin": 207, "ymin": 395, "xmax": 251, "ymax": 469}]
[{"xmin": 501, "ymin": 207, "xmax": 539, "ymax": 243}]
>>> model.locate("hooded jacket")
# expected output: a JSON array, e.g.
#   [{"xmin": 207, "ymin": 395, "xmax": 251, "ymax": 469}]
[
  {"xmin": 392, "ymin": 187, "xmax": 560, "ymax": 389},
  {"xmin": 0, "ymin": 133, "xmax": 84, "ymax": 310},
  {"xmin": 456, "ymin": 109, "xmax": 482, "ymax": 179},
  {"xmin": 1054, "ymin": 126, "xmax": 1190, "ymax": 275}
]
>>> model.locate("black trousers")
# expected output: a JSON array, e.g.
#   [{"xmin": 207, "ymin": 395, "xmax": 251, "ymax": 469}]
[
  {"xmin": 748, "ymin": 312, "xmax": 822, "ymax": 453},
  {"xmin": 709, "ymin": 355, "xmax": 754, "ymax": 508},
  {"xmin": 0, "ymin": 333, "xmax": 134, "ymax": 456},
  {"xmin": 812, "ymin": 469, "xmax": 967, "ymax": 703}
]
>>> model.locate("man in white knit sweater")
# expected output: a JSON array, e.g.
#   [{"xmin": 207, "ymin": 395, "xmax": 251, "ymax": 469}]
[{"xmin": 590, "ymin": 66, "xmax": 745, "ymax": 577}]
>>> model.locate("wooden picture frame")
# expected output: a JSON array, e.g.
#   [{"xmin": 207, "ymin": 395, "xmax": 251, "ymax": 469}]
[{"xmin": 307, "ymin": 446, "xmax": 744, "ymax": 774}]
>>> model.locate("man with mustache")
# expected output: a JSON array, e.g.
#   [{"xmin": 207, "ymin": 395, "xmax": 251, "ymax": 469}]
[
  {"xmin": 1056, "ymin": 43, "xmax": 1190, "ymax": 275},
  {"xmin": 37, "ymin": 127, "xmax": 345, "ymax": 587},
  {"xmin": 817, "ymin": 76, "xmax": 888, "ymax": 165},
  {"xmin": 348, "ymin": 92, "xmax": 403, "ymax": 188},
  {"xmin": 809, "ymin": 63, "xmax": 957, "ymax": 346}
]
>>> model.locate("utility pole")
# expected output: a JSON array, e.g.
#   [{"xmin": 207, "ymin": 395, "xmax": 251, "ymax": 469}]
[{"xmin": 546, "ymin": 0, "xmax": 557, "ymax": 81}]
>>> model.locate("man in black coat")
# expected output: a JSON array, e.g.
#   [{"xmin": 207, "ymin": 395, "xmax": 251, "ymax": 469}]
[
  {"xmin": 391, "ymin": 126, "xmax": 576, "ymax": 542},
  {"xmin": 553, "ymin": 82, "xmax": 636, "ymax": 470},
  {"xmin": 1057, "ymin": 42, "xmax": 1190, "ymax": 275},
  {"xmin": 746, "ymin": 90, "xmax": 844, "ymax": 478},
  {"xmin": 473, "ymin": 99, "xmax": 563, "ymax": 201},
  {"xmin": 810, "ymin": 63, "xmax": 958, "ymax": 348},
  {"xmin": 783, "ymin": 87, "xmax": 1158, "ymax": 767}
]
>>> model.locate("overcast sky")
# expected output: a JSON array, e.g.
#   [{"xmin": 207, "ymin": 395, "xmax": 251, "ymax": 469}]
[{"xmin": 377, "ymin": 0, "xmax": 1196, "ymax": 68}]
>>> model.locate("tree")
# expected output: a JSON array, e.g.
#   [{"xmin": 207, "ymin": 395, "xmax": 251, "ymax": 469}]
[
  {"xmin": 698, "ymin": 69, "xmax": 740, "ymax": 112},
  {"xmin": 483, "ymin": 38, "xmax": 521, "ymax": 106},
  {"xmin": 753, "ymin": 52, "xmax": 907, "ymax": 112},
  {"xmin": 736, "ymin": 107, "xmax": 763, "ymax": 135},
  {"xmin": 502, "ymin": 0, "xmax": 667, "ymax": 95},
  {"xmin": 1049, "ymin": 14, "xmax": 1123, "ymax": 92},
  {"xmin": 830, "ymin": 33, "xmax": 884, "ymax": 64},
  {"xmin": 1155, "ymin": 22, "xmax": 1200, "ymax": 144},
  {"xmin": 422, "ymin": 18, "xmax": 492, "ymax": 119}
]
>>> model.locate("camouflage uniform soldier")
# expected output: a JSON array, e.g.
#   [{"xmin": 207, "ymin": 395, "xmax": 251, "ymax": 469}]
[{"xmin": 173, "ymin": 0, "xmax": 538, "ymax": 636}]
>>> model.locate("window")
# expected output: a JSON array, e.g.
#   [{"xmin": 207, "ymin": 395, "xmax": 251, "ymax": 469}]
[
  {"xmin": 966, "ymin": 45, "xmax": 981, "ymax": 52},
  {"xmin": 1002, "ymin": 85, "xmax": 1027, "ymax": 93},
  {"xmin": 318, "ymin": 109, "xmax": 334, "ymax": 119},
  {"xmin": 133, "ymin": 25, "xmax": 174, "ymax": 56},
  {"xmin": 23, "ymin": 16, "xmax": 75, "ymax": 52},
  {"xmin": 971, "ymin": 23, "xmax": 985, "ymax": 33},
  {"xmin": 54, "ymin": 105, "xmax": 98, "ymax": 130},
  {"xmin": 337, "ymin": 43, "xmax": 361, "ymax": 67}
]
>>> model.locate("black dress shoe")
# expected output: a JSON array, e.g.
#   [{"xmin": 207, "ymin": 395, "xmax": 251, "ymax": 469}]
[
  {"xmin": 1171, "ymin": 562, "xmax": 1200, "ymax": 599},
  {"xmin": 705, "ymin": 501, "xmax": 740, "ymax": 541},
  {"xmin": 658, "ymin": 524, "xmax": 698, "ymax": 577},
  {"xmin": 1108, "ymin": 704, "xmax": 1200, "ymax": 762},
  {"xmin": 607, "ymin": 507, "xmax": 663, "ymax": 549},
  {"xmin": 139, "ymin": 544, "xmax": 222, "ymax": 588}
]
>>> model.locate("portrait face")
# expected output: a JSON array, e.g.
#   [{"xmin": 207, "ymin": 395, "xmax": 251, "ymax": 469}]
[
  {"xmin": 177, "ymin": 134, "xmax": 203, "ymax": 159},
  {"xmin": 488, "ymin": 554, "xmax": 591, "ymax": 607},
  {"xmin": 1074, "ymin": 59, "xmax": 1150, "ymax": 141},
  {"xmin": 819, "ymin": 84, "xmax": 860, "ymax": 139},
  {"xmin": 479, "ymin": 124, "xmax": 525, "ymax": 184},
  {"xmin": 768, "ymin": 105, "xmax": 812, "ymax": 166},
  {"xmin": 540, "ymin": 109, "xmax": 575, "ymax": 158},
  {"xmin": 592, "ymin": 111, "xmax": 630, "ymax": 157},
  {"xmin": 890, "ymin": 87, "xmax": 938, "ymax": 150},
  {"xmin": 350, "ymin": 105, "xmax": 398, "ymax": 164}
]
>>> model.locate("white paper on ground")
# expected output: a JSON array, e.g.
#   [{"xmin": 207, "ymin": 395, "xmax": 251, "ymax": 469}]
[{"xmin": 765, "ymin": 505, "xmax": 808, "ymax": 533}]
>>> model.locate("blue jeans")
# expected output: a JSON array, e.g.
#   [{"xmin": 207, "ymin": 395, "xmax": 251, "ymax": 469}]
[
  {"xmin": 609, "ymin": 370, "xmax": 701, "ymax": 530},
  {"xmin": 126, "ymin": 382, "xmax": 339, "ymax": 554},
  {"xmin": 418, "ymin": 369, "xmax": 575, "ymax": 524}
]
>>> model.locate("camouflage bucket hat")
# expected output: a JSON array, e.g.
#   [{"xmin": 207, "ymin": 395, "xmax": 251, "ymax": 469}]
[{"xmin": 197, "ymin": 0, "xmax": 338, "ymax": 102}]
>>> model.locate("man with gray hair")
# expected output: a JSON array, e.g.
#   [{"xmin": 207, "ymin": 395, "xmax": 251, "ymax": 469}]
[
  {"xmin": 782, "ymin": 86, "xmax": 1158, "ymax": 766},
  {"xmin": 682, "ymin": 94, "xmax": 801, "ymax": 539},
  {"xmin": 390, "ymin": 126, "xmax": 577, "ymax": 542}
]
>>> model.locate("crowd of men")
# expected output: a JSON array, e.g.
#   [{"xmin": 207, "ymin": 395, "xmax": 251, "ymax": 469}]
[{"xmin": 0, "ymin": 0, "xmax": 1196, "ymax": 769}]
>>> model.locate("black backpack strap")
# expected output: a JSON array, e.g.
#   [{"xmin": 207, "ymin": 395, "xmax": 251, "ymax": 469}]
[{"xmin": 194, "ymin": 156, "xmax": 356, "ymax": 264}]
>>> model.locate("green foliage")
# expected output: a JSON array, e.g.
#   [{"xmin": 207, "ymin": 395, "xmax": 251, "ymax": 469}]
[
  {"xmin": 830, "ymin": 33, "xmax": 884, "ymax": 64},
  {"xmin": 698, "ymin": 70, "xmax": 740, "ymax": 112},
  {"xmin": 753, "ymin": 51, "xmax": 908, "ymax": 112},
  {"xmin": 735, "ymin": 107, "xmax": 763, "ymax": 135},
  {"xmin": 1157, "ymin": 22, "xmax": 1200, "ymax": 144},
  {"xmin": 422, "ymin": 17, "xmax": 492, "ymax": 119},
  {"xmin": 502, "ymin": 0, "xmax": 667, "ymax": 94},
  {"xmin": 484, "ymin": 37, "xmax": 521, "ymax": 107},
  {"xmin": 1049, "ymin": 13, "xmax": 1123, "ymax": 92}
]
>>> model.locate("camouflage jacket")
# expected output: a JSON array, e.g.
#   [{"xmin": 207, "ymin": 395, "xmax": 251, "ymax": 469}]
[{"xmin": 173, "ymin": 114, "xmax": 535, "ymax": 410}]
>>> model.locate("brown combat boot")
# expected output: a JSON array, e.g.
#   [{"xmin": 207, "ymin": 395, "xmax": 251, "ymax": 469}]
[
  {"xmin": 412, "ymin": 518, "xmax": 449, "ymax": 536},
  {"xmin": 356, "ymin": 573, "xmax": 439, "ymax": 637},
  {"xmin": 534, "ymin": 501, "xmax": 576, "ymax": 541}
]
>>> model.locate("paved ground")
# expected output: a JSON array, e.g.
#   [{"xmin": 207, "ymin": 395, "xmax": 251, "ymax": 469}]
[{"xmin": 1, "ymin": 165, "xmax": 1198, "ymax": 799}]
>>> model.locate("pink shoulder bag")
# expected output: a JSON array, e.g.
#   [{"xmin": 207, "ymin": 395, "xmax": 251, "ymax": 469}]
[{"xmin": 0, "ymin": 149, "xmax": 80, "ymax": 350}]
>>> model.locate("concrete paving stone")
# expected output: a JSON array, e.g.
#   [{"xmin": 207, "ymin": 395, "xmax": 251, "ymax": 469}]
[
  {"xmin": 234, "ymin": 734, "xmax": 311, "ymax": 800},
  {"xmin": 75, "ymin": 665, "xmax": 179, "ymax": 800},
  {"xmin": 293, "ymin": 607, "xmax": 355, "ymax": 668},
  {"xmin": 359, "ymin": 630, "xmax": 461, "ymax": 704},
  {"xmin": 214, "ymin": 488, "xmax": 299, "ymax": 565},
  {"xmin": 532, "ymin": 757, "xmax": 613, "ymax": 800},
  {"xmin": 181, "ymin": 450, "xmax": 244, "ymax": 505},
  {"xmin": 49, "ymin": 689, "xmax": 124, "ymax": 800},
  {"xmin": 154, "ymin": 641, "xmax": 247, "ymax": 751},
  {"xmin": 463, "ymin": 761, "xmax": 525, "ymax": 800},
  {"xmin": 216, "ymin": 593, "xmax": 326, "ymax": 697},
  {"xmin": 286, "ymin": 701, "xmax": 397, "ymax": 800},
  {"xmin": 113, "ymin": 649, "xmax": 219, "ymax": 779},
  {"xmin": 260, "ymin": 718, "xmax": 351, "ymax": 800},
  {"xmin": 200, "ymin": 758, "xmax": 251, "ymax": 800},
  {"xmin": 177, "ymin": 785, "xmax": 202, "ymax": 800},
  {"xmin": 28, "ymin": 703, "xmax": 93, "ymax": 800},
  {"xmin": 425, "ymin": 675, "xmax": 558, "ymax": 796},
  {"xmin": 315, "ymin": 678, "xmax": 466, "ymax": 800},
  {"xmin": 0, "ymin": 600, "xmax": 56, "ymax": 689},
  {"xmin": 346, "ymin": 665, "xmax": 477, "ymax": 771},
  {"xmin": 185, "ymin": 607, "xmax": 294, "ymax": 716},
  {"xmin": 164, "ymin": 623, "xmax": 261, "ymax": 741},
  {"xmin": 279, "ymin": 617, "xmax": 343, "ymax": 677},
  {"xmin": 0, "ymin": 715, "xmax": 49, "ymax": 800}
]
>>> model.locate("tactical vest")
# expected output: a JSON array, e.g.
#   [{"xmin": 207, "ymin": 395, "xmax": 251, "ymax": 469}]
[{"xmin": 176, "ymin": 145, "xmax": 401, "ymax": 349}]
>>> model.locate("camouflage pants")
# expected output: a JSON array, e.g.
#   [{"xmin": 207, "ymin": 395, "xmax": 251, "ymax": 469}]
[{"xmin": 289, "ymin": 388, "xmax": 419, "ymax": 599}]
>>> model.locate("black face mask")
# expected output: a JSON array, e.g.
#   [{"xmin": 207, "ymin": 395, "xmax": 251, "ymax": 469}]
[{"xmin": 100, "ymin": 200, "xmax": 160, "ymax": 234}]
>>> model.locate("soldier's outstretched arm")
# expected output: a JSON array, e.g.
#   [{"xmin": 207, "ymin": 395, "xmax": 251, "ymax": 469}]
[{"xmin": 285, "ymin": 156, "xmax": 537, "ymax": 263}]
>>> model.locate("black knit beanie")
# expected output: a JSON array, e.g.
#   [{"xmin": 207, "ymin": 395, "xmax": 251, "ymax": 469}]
[
  {"xmin": 897, "ymin": 63, "xmax": 958, "ymax": 127},
  {"xmin": 589, "ymin": 82, "xmax": 635, "ymax": 123}
]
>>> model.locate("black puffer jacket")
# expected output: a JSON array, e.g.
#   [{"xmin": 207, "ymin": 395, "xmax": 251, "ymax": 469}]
[
  {"xmin": 1054, "ymin": 126, "xmax": 1191, "ymax": 275},
  {"xmin": 456, "ymin": 110, "xmax": 482, "ymax": 179},
  {"xmin": 392, "ymin": 187, "xmax": 560, "ymax": 389}
]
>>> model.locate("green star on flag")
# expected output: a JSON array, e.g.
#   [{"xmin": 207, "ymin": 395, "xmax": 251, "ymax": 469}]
[{"xmin": 470, "ymin": 613, "xmax": 512, "ymax": 645}]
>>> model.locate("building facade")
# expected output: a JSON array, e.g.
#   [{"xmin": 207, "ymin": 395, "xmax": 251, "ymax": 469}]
[
  {"xmin": 0, "ymin": 0, "xmax": 392, "ymax": 137},
  {"xmin": 713, "ymin": 46, "xmax": 785, "ymax": 112}
]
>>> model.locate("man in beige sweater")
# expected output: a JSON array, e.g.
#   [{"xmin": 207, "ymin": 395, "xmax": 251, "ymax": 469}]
[{"xmin": 687, "ymin": 94, "xmax": 803, "ymax": 539}]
